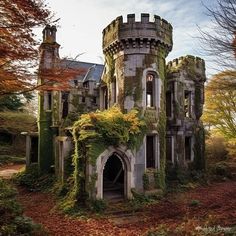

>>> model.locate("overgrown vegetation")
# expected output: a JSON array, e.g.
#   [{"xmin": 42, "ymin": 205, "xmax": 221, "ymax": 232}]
[
  {"xmin": 62, "ymin": 106, "xmax": 146, "ymax": 208},
  {"xmin": 14, "ymin": 164, "xmax": 55, "ymax": 192},
  {"xmin": 0, "ymin": 178, "xmax": 45, "ymax": 235}
]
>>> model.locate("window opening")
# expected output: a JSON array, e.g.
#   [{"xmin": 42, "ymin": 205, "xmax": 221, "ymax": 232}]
[
  {"xmin": 185, "ymin": 136, "xmax": 192, "ymax": 161},
  {"xmin": 166, "ymin": 91, "xmax": 172, "ymax": 117},
  {"xmin": 146, "ymin": 74, "xmax": 154, "ymax": 107},
  {"xmin": 146, "ymin": 135, "xmax": 155, "ymax": 168},
  {"xmin": 184, "ymin": 91, "xmax": 191, "ymax": 117}
]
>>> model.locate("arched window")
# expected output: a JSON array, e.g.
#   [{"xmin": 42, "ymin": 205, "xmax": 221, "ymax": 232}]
[{"xmin": 146, "ymin": 73, "xmax": 155, "ymax": 108}]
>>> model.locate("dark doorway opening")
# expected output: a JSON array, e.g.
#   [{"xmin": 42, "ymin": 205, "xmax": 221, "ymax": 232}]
[
  {"xmin": 103, "ymin": 154, "xmax": 124, "ymax": 201},
  {"xmin": 30, "ymin": 137, "xmax": 38, "ymax": 163}
]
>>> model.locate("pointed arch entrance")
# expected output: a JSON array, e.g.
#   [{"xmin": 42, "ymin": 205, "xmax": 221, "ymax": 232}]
[
  {"xmin": 103, "ymin": 153, "xmax": 124, "ymax": 200},
  {"xmin": 95, "ymin": 147, "xmax": 134, "ymax": 200}
]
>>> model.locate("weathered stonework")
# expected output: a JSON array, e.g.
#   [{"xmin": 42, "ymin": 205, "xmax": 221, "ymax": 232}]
[{"xmin": 28, "ymin": 13, "xmax": 205, "ymax": 200}]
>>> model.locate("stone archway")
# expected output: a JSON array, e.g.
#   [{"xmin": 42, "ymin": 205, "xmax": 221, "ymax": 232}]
[
  {"xmin": 95, "ymin": 146, "xmax": 134, "ymax": 200},
  {"xmin": 103, "ymin": 153, "xmax": 124, "ymax": 200}
]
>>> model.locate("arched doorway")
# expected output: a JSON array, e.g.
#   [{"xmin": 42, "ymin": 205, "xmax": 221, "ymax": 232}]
[{"xmin": 103, "ymin": 153, "xmax": 124, "ymax": 200}]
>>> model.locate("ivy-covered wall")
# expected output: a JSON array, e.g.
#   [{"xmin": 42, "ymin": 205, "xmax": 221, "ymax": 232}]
[{"xmin": 71, "ymin": 107, "xmax": 146, "ymax": 203}]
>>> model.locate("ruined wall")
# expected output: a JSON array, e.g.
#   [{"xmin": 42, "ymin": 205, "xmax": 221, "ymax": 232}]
[{"xmin": 166, "ymin": 55, "xmax": 206, "ymax": 170}]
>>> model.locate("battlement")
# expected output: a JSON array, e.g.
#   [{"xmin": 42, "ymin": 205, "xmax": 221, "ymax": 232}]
[
  {"xmin": 42, "ymin": 25, "xmax": 57, "ymax": 43},
  {"xmin": 167, "ymin": 55, "xmax": 206, "ymax": 79},
  {"xmin": 102, "ymin": 13, "xmax": 173, "ymax": 55}
]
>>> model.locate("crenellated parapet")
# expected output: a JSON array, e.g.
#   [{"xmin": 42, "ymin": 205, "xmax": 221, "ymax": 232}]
[
  {"xmin": 102, "ymin": 13, "xmax": 173, "ymax": 55},
  {"xmin": 167, "ymin": 55, "xmax": 206, "ymax": 81}
]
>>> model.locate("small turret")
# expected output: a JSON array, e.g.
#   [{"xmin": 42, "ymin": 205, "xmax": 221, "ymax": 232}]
[{"xmin": 42, "ymin": 25, "xmax": 57, "ymax": 43}]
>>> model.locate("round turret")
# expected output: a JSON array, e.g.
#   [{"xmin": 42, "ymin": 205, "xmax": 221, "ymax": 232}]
[{"xmin": 102, "ymin": 13, "xmax": 173, "ymax": 56}]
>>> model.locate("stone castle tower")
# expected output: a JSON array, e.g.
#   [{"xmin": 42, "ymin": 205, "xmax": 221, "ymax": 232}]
[
  {"xmin": 100, "ymin": 14, "xmax": 173, "ymax": 192},
  {"xmin": 38, "ymin": 25, "xmax": 60, "ymax": 172}
]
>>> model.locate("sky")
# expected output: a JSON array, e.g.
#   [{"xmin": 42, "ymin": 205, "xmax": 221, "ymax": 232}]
[{"xmin": 40, "ymin": 0, "xmax": 218, "ymax": 77}]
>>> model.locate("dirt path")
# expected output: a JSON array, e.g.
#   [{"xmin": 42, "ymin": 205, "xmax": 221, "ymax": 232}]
[
  {"xmin": 0, "ymin": 164, "xmax": 24, "ymax": 179},
  {"xmin": 17, "ymin": 181, "xmax": 236, "ymax": 236}
]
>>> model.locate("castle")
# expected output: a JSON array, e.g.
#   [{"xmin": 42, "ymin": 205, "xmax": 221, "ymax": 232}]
[{"xmin": 25, "ymin": 13, "xmax": 206, "ymax": 200}]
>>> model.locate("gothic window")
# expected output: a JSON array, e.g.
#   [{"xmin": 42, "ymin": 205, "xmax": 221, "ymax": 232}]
[
  {"xmin": 146, "ymin": 135, "xmax": 155, "ymax": 168},
  {"xmin": 82, "ymin": 96, "xmax": 85, "ymax": 103},
  {"xmin": 62, "ymin": 92, "xmax": 69, "ymax": 119},
  {"xmin": 166, "ymin": 91, "xmax": 172, "ymax": 117},
  {"xmin": 146, "ymin": 73, "xmax": 155, "ymax": 107},
  {"xmin": 185, "ymin": 136, "xmax": 192, "ymax": 161},
  {"xmin": 184, "ymin": 91, "xmax": 191, "ymax": 117}
]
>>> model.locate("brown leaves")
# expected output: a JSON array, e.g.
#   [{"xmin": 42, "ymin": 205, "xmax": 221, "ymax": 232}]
[{"xmin": 0, "ymin": 0, "xmax": 52, "ymax": 95}]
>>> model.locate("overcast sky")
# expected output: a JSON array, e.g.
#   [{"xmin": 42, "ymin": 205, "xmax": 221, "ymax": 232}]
[{"xmin": 41, "ymin": 0, "xmax": 218, "ymax": 77}]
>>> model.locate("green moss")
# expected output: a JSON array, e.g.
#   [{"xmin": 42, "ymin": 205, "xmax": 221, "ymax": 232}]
[
  {"xmin": 193, "ymin": 124, "xmax": 205, "ymax": 170},
  {"xmin": 143, "ymin": 173, "xmax": 149, "ymax": 190}
]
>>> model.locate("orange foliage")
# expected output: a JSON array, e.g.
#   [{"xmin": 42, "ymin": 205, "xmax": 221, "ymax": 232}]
[{"xmin": 0, "ymin": 0, "xmax": 52, "ymax": 95}]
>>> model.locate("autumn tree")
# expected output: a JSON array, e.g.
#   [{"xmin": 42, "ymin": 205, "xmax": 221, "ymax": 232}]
[
  {"xmin": 203, "ymin": 71, "xmax": 236, "ymax": 139},
  {"xmin": 0, "ymin": 0, "xmax": 53, "ymax": 95},
  {"xmin": 200, "ymin": 0, "xmax": 236, "ymax": 70}
]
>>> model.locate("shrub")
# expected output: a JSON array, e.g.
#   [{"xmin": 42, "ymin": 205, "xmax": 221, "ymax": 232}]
[
  {"xmin": 0, "ymin": 178, "xmax": 45, "ymax": 235},
  {"xmin": 14, "ymin": 164, "xmax": 55, "ymax": 191},
  {"xmin": 206, "ymin": 136, "xmax": 228, "ymax": 164}
]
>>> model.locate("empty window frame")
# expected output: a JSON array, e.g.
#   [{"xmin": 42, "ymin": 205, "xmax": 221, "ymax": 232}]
[
  {"xmin": 146, "ymin": 73, "xmax": 155, "ymax": 108},
  {"xmin": 44, "ymin": 91, "xmax": 52, "ymax": 110},
  {"xmin": 111, "ymin": 77, "xmax": 117, "ymax": 104},
  {"xmin": 185, "ymin": 136, "xmax": 192, "ymax": 161},
  {"xmin": 146, "ymin": 135, "xmax": 156, "ymax": 168},
  {"xmin": 184, "ymin": 91, "xmax": 191, "ymax": 117},
  {"xmin": 166, "ymin": 91, "xmax": 172, "ymax": 117},
  {"xmin": 61, "ymin": 92, "xmax": 69, "ymax": 118}
]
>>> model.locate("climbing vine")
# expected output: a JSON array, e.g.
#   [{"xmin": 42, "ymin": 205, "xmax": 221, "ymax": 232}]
[{"xmin": 71, "ymin": 106, "xmax": 147, "ymax": 204}]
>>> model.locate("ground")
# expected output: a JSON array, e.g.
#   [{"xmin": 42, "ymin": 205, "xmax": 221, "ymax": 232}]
[{"xmin": 1, "ymin": 164, "xmax": 236, "ymax": 235}]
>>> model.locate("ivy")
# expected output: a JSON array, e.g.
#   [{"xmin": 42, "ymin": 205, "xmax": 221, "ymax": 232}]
[{"xmin": 71, "ymin": 106, "xmax": 147, "ymax": 204}]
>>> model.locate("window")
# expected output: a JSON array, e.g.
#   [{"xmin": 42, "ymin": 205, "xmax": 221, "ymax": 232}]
[
  {"xmin": 166, "ymin": 91, "xmax": 172, "ymax": 117},
  {"xmin": 62, "ymin": 92, "xmax": 69, "ymax": 118},
  {"xmin": 146, "ymin": 136, "xmax": 155, "ymax": 168},
  {"xmin": 103, "ymin": 87, "xmax": 108, "ymax": 109},
  {"xmin": 184, "ymin": 91, "xmax": 191, "ymax": 117},
  {"xmin": 185, "ymin": 136, "xmax": 192, "ymax": 161},
  {"xmin": 166, "ymin": 136, "xmax": 173, "ymax": 162},
  {"xmin": 44, "ymin": 91, "xmax": 52, "ymax": 110},
  {"xmin": 146, "ymin": 74, "xmax": 154, "ymax": 107},
  {"xmin": 48, "ymin": 92, "xmax": 52, "ymax": 110},
  {"xmin": 82, "ymin": 96, "xmax": 85, "ymax": 103},
  {"xmin": 113, "ymin": 78, "xmax": 117, "ymax": 103}
]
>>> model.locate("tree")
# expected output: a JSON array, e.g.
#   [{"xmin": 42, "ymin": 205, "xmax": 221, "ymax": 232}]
[
  {"xmin": 203, "ymin": 71, "xmax": 236, "ymax": 139},
  {"xmin": 200, "ymin": 0, "xmax": 236, "ymax": 70},
  {"xmin": 0, "ymin": 0, "xmax": 53, "ymax": 95}
]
